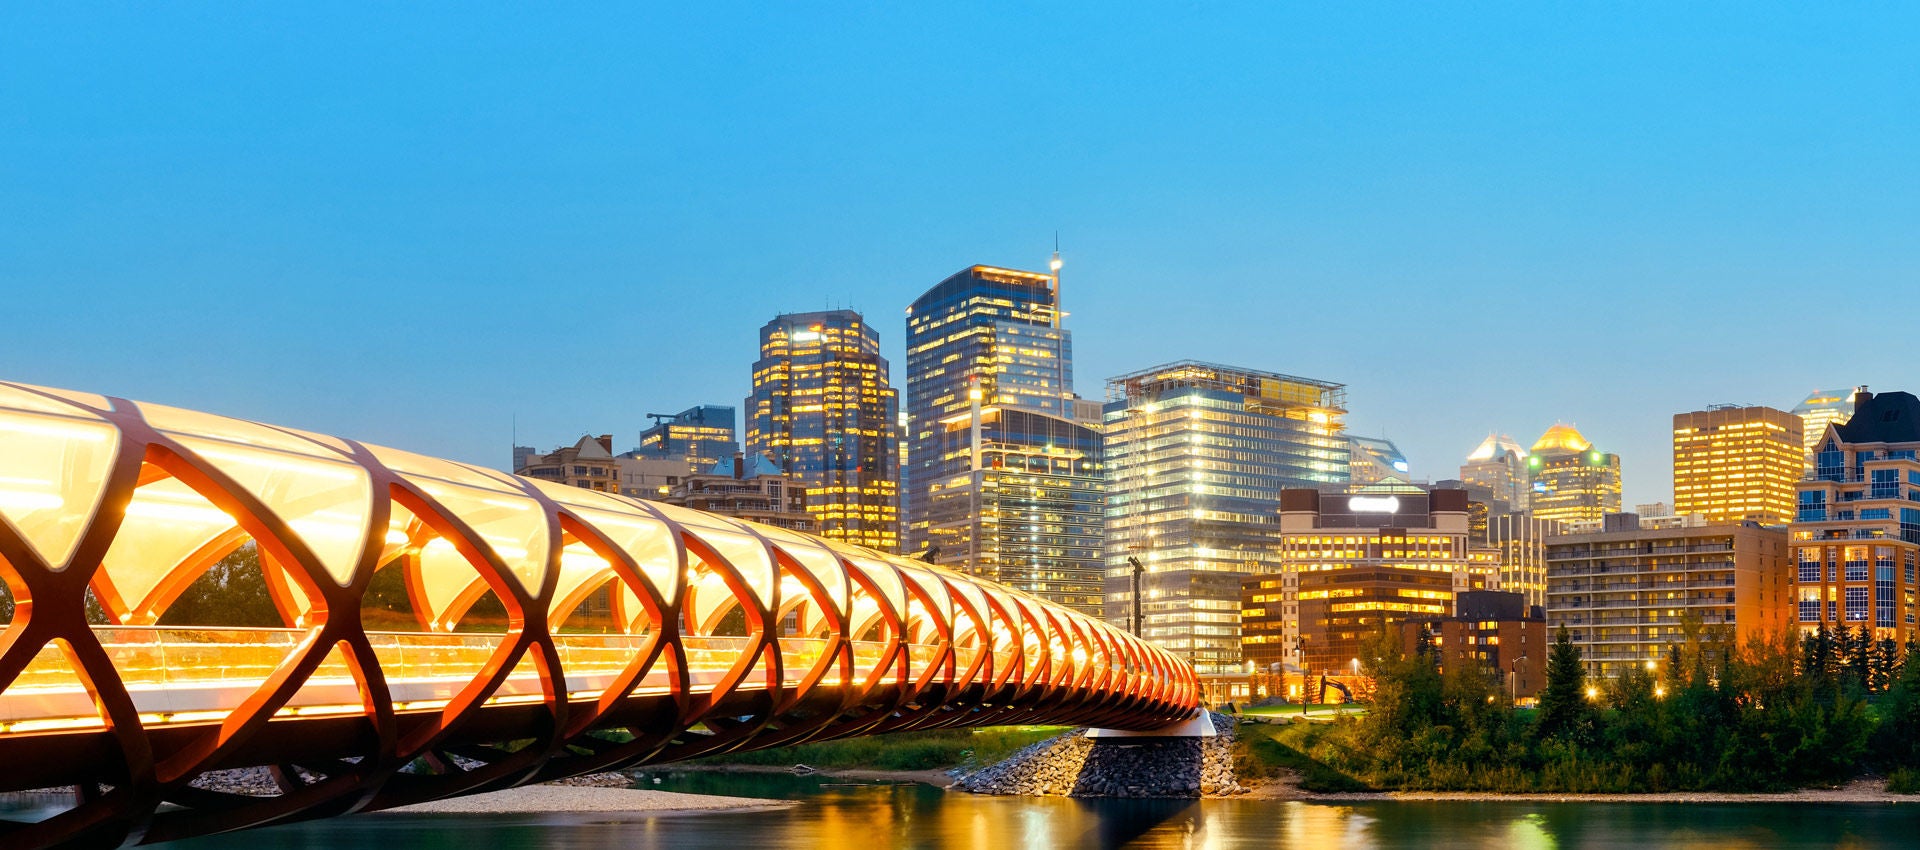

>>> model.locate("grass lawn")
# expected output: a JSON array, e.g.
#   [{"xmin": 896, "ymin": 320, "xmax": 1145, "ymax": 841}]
[{"xmin": 685, "ymin": 725, "xmax": 1067, "ymax": 772}]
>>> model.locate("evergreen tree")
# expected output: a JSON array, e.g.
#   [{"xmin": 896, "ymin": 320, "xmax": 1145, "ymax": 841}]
[{"xmin": 1534, "ymin": 625, "xmax": 1592, "ymax": 743}]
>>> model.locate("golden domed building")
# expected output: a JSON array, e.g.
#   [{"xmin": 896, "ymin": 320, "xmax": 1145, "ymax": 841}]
[{"xmin": 1526, "ymin": 423, "xmax": 1621, "ymax": 525}]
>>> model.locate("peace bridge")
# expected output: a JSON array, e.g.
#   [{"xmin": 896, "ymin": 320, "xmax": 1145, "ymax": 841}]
[{"xmin": 0, "ymin": 380, "xmax": 1200, "ymax": 847}]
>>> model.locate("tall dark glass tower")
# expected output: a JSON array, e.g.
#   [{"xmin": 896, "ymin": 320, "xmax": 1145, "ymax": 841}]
[
  {"xmin": 905, "ymin": 264, "xmax": 1104, "ymax": 615},
  {"xmin": 745, "ymin": 310, "xmax": 899, "ymax": 552}
]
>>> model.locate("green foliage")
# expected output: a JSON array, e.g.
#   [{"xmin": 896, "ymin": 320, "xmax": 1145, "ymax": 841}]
[
  {"xmin": 1533, "ymin": 625, "xmax": 1592, "ymax": 744},
  {"xmin": 155, "ymin": 544, "xmax": 286, "ymax": 628},
  {"xmin": 1888, "ymin": 768, "xmax": 1920, "ymax": 795},
  {"xmin": 1230, "ymin": 625, "xmax": 1908, "ymax": 793},
  {"xmin": 688, "ymin": 726, "xmax": 1063, "ymax": 772}
]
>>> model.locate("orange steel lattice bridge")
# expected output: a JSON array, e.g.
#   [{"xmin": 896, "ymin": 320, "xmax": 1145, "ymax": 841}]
[{"xmin": 0, "ymin": 381, "xmax": 1200, "ymax": 847}]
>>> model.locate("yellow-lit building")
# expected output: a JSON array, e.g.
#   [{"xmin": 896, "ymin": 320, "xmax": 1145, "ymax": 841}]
[
  {"xmin": 906, "ymin": 263, "xmax": 1106, "ymax": 615},
  {"xmin": 746, "ymin": 310, "xmax": 899, "ymax": 552},
  {"xmin": 1526, "ymin": 423, "xmax": 1621, "ymax": 526},
  {"xmin": 1672, "ymin": 405, "xmax": 1803, "ymax": 526},
  {"xmin": 1242, "ymin": 488, "xmax": 1498, "ymax": 677}
]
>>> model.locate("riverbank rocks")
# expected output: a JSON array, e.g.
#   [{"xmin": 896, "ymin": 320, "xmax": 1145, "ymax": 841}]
[{"xmin": 956, "ymin": 713, "xmax": 1245, "ymax": 799}]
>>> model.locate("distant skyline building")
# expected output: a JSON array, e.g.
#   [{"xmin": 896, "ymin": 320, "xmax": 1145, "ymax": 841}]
[
  {"xmin": 745, "ymin": 309, "xmax": 899, "ymax": 551},
  {"xmin": 516, "ymin": 435, "xmax": 620, "ymax": 493},
  {"xmin": 1441, "ymin": 477, "xmax": 1554, "ymax": 608},
  {"xmin": 1103, "ymin": 361, "xmax": 1348, "ymax": 672},
  {"xmin": 1346, "ymin": 435, "xmax": 1410, "ymax": 486},
  {"xmin": 660, "ymin": 452, "xmax": 816, "ymax": 534},
  {"xmin": 1672, "ymin": 405, "xmax": 1802, "ymax": 526},
  {"xmin": 636, "ymin": 405, "xmax": 738, "ymax": 472},
  {"xmin": 1789, "ymin": 389, "xmax": 1920, "ymax": 644},
  {"xmin": 1460, "ymin": 433, "xmax": 1529, "ymax": 510},
  {"xmin": 905, "ymin": 262, "xmax": 1105, "ymax": 614},
  {"xmin": 1791, "ymin": 387, "xmax": 1861, "ymax": 471},
  {"xmin": 1526, "ymin": 423, "xmax": 1622, "ymax": 526}
]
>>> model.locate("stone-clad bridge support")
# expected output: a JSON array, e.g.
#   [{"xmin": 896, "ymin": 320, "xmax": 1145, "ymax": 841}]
[{"xmin": 0, "ymin": 380, "xmax": 1200, "ymax": 848}]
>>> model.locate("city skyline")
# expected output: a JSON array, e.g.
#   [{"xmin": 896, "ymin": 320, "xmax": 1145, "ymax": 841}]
[{"xmin": 7, "ymin": 6, "xmax": 1917, "ymax": 510}]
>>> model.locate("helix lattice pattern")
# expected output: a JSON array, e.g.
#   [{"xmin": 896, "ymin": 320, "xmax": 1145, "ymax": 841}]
[{"xmin": 0, "ymin": 381, "xmax": 1198, "ymax": 847}]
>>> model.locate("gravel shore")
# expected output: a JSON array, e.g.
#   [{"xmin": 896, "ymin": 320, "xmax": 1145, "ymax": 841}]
[
  {"xmin": 381, "ymin": 785, "xmax": 793, "ymax": 815},
  {"xmin": 1244, "ymin": 776, "xmax": 1920, "ymax": 804}
]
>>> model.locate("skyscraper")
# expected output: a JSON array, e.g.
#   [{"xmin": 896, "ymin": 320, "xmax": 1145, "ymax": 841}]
[
  {"xmin": 1526, "ymin": 423, "xmax": 1621, "ymax": 525},
  {"xmin": 1346, "ymin": 435, "xmax": 1410, "ymax": 486},
  {"xmin": 1672, "ymin": 405, "xmax": 1803, "ymax": 525},
  {"xmin": 1102, "ymin": 361, "xmax": 1348, "ymax": 671},
  {"xmin": 745, "ymin": 310, "xmax": 899, "ymax": 551},
  {"xmin": 904, "ymin": 263, "xmax": 1104, "ymax": 614},
  {"xmin": 1460, "ymin": 433, "xmax": 1529, "ymax": 510},
  {"xmin": 636, "ymin": 405, "xmax": 738, "ymax": 472},
  {"xmin": 1791, "ymin": 388, "xmax": 1860, "ymax": 470},
  {"xmin": 1790, "ymin": 389, "xmax": 1920, "ymax": 644}
]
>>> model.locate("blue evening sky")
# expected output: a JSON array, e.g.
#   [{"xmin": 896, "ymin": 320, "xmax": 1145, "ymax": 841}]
[{"xmin": 5, "ymin": 5, "xmax": 1917, "ymax": 506}]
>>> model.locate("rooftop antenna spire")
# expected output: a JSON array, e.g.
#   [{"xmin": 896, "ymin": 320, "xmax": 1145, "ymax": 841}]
[{"xmin": 1048, "ymin": 231, "xmax": 1063, "ymax": 329}]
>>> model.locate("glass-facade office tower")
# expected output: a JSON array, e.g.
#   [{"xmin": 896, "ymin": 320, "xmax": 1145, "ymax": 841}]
[
  {"xmin": 745, "ymin": 310, "xmax": 899, "ymax": 552},
  {"xmin": 1102, "ymin": 361, "xmax": 1349, "ymax": 672},
  {"xmin": 1791, "ymin": 388, "xmax": 1860, "ymax": 471},
  {"xmin": 636, "ymin": 405, "xmax": 738, "ymax": 472},
  {"xmin": 1526, "ymin": 423, "xmax": 1621, "ymax": 526},
  {"xmin": 1672, "ymin": 405, "xmax": 1803, "ymax": 526},
  {"xmin": 905, "ymin": 265, "xmax": 1104, "ymax": 614},
  {"xmin": 1460, "ymin": 433, "xmax": 1529, "ymax": 510},
  {"xmin": 1789, "ymin": 389, "xmax": 1920, "ymax": 644},
  {"xmin": 1346, "ymin": 435, "xmax": 1410, "ymax": 486}
]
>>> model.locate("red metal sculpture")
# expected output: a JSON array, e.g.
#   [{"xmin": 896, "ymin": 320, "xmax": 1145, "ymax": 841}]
[{"xmin": 0, "ymin": 381, "xmax": 1199, "ymax": 847}]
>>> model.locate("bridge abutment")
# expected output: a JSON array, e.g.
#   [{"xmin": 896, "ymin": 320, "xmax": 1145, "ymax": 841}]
[{"xmin": 955, "ymin": 712, "xmax": 1244, "ymax": 798}]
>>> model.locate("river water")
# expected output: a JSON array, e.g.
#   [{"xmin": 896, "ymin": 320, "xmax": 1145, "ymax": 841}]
[{"xmin": 12, "ymin": 771, "xmax": 1918, "ymax": 849}]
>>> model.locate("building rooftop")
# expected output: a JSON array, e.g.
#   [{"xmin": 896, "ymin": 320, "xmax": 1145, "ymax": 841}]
[
  {"xmin": 1466, "ymin": 432, "xmax": 1526, "ymax": 462},
  {"xmin": 1833, "ymin": 390, "xmax": 1920, "ymax": 444},
  {"xmin": 1530, "ymin": 422, "xmax": 1592, "ymax": 455}
]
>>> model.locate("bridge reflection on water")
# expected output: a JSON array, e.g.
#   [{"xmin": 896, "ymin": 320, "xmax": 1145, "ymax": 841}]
[{"xmin": 0, "ymin": 380, "xmax": 1198, "ymax": 848}]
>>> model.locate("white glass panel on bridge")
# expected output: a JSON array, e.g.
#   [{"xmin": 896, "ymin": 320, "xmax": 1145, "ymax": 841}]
[
  {"xmin": 0, "ymin": 382, "xmax": 110, "ymax": 415},
  {"xmin": 365, "ymin": 444, "xmax": 515, "ymax": 492},
  {"xmin": 99, "ymin": 477, "xmax": 241, "ymax": 620},
  {"xmin": 649, "ymin": 503, "xmax": 774, "ymax": 609},
  {"xmin": 549, "ymin": 539, "xmax": 614, "ymax": 623},
  {"xmin": 405, "ymin": 478, "xmax": 549, "ymax": 595},
  {"xmin": 139, "ymin": 401, "xmax": 345, "ymax": 458},
  {"xmin": 413, "ymin": 538, "xmax": 492, "ymax": 631},
  {"xmin": 170, "ymin": 435, "xmax": 372, "ymax": 586},
  {"xmin": 0, "ymin": 405, "xmax": 119, "ymax": 570},
  {"xmin": 750, "ymin": 524, "xmax": 847, "ymax": 612},
  {"xmin": 540, "ymin": 498, "xmax": 679, "ymax": 602},
  {"xmin": 893, "ymin": 561, "xmax": 956, "ymax": 630},
  {"xmin": 686, "ymin": 565, "xmax": 739, "ymax": 635},
  {"xmin": 828, "ymin": 543, "xmax": 907, "ymax": 620}
]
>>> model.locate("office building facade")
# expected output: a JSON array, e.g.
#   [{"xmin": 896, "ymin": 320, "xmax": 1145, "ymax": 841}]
[
  {"xmin": 1242, "ymin": 488, "xmax": 1496, "ymax": 677},
  {"xmin": 1790, "ymin": 389, "xmax": 1920, "ymax": 643},
  {"xmin": 1546, "ymin": 516, "xmax": 1792, "ymax": 677},
  {"xmin": 1398, "ymin": 590, "xmax": 1547, "ymax": 701},
  {"xmin": 1527, "ymin": 423, "xmax": 1622, "ymax": 526},
  {"xmin": 1103, "ymin": 362, "xmax": 1349, "ymax": 672},
  {"xmin": 745, "ymin": 310, "xmax": 899, "ymax": 551},
  {"xmin": 637, "ymin": 405, "xmax": 739, "ymax": 472},
  {"xmin": 1672, "ymin": 405, "xmax": 1802, "ymax": 526},
  {"xmin": 905, "ymin": 264, "xmax": 1105, "ymax": 614}
]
